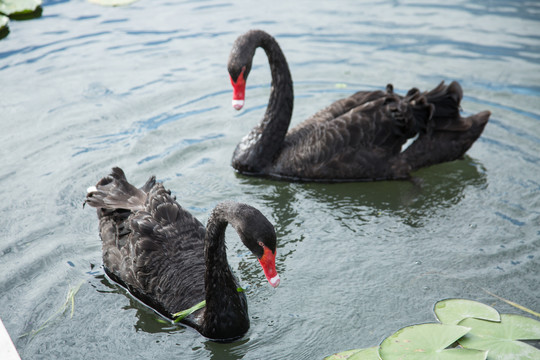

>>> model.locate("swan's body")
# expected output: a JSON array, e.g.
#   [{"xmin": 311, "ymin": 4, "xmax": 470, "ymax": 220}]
[
  {"xmin": 228, "ymin": 30, "xmax": 490, "ymax": 182},
  {"xmin": 85, "ymin": 167, "xmax": 279, "ymax": 341}
]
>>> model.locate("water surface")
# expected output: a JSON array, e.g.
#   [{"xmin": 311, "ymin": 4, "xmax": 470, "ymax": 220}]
[{"xmin": 1, "ymin": 0, "xmax": 539, "ymax": 359}]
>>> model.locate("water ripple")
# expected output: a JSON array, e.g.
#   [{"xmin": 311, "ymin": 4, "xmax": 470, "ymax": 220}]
[
  {"xmin": 137, "ymin": 133, "xmax": 224, "ymax": 165},
  {"xmin": 2, "ymin": 1, "xmax": 540, "ymax": 359},
  {"xmin": 73, "ymin": 105, "xmax": 220, "ymax": 156}
]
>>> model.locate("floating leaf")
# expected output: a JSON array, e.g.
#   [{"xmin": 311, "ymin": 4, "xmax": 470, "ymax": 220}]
[
  {"xmin": 379, "ymin": 323, "xmax": 487, "ymax": 360},
  {"xmin": 349, "ymin": 346, "xmax": 380, "ymax": 360},
  {"xmin": 0, "ymin": 0, "xmax": 41, "ymax": 17},
  {"xmin": 459, "ymin": 314, "xmax": 540, "ymax": 360},
  {"xmin": 88, "ymin": 0, "xmax": 138, "ymax": 6},
  {"xmin": 0, "ymin": 13, "xmax": 7, "ymax": 31},
  {"xmin": 324, "ymin": 347, "xmax": 380, "ymax": 360},
  {"xmin": 434, "ymin": 299, "xmax": 501, "ymax": 325},
  {"xmin": 324, "ymin": 349, "xmax": 362, "ymax": 360}
]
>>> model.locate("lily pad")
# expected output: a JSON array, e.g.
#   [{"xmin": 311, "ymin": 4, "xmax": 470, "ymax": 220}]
[
  {"xmin": 349, "ymin": 346, "xmax": 380, "ymax": 360},
  {"xmin": 88, "ymin": 0, "xmax": 138, "ymax": 6},
  {"xmin": 324, "ymin": 347, "xmax": 380, "ymax": 360},
  {"xmin": 324, "ymin": 349, "xmax": 362, "ymax": 360},
  {"xmin": 378, "ymin": 323, "xmax": 487, "ymax": 360},
  {"xmin": 459, "ymin": 314, "xmax": 540, "ymax": 360},
  {"xmin": 0, "ymin": 14, "xmax": 8, "ymax": 40},
  {"xmin": 0, "ymin": 0, "xmax": 42, "ymax": 17},
  {"xmin": 435, "ymin": 299, "xmax": 501, "ymax": 325}
]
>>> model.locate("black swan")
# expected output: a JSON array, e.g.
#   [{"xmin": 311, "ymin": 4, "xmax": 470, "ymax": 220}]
[
  {"xmin": 228, "ymin": 30, "xmax": 491, "ymax": 182},
  {"xmin": 85, "ymin": 167, "xmax": 280, "ymax": 341}
]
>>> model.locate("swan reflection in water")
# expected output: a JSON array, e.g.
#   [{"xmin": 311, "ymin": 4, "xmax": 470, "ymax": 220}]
[{"xmin": 236, "ymin": 155, "xmax": 487, "ymax": 231}]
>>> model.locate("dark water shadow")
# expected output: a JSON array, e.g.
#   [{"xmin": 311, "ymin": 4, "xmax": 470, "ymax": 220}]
[
  {"xmin": 237, "ymin": 156, "xmax": 488, "ymax": 230},
  {"xmin": 94, "ymin": 274, "xmax": 258, "ymax": 360},
  {"xmin": 231, "ymin": 157, "xmax": 488, "ymax": 296},
  {"xmin": 95, "ymin": 275, "xmax": 185, "ymax": 335},
  {"xmin": 0, "ymin": 26, "xmax": 9, "ymax": 40},
  {"xmin": 202, "ymin": 338, "xmax": 250, "ymax": 360}
]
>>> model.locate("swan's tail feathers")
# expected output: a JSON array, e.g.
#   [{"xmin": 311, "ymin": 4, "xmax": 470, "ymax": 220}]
[
  {"xmin": 409, "ymin": 89, "xmax": 435, "ymax": 135},
  {"xmin": 85, "ymin": 167, "xmax": 152, "ymax": 211},
  {"xmin": 388, "ymin": 86, "xmax": 434, "ymax": 138},
  {"xmin": 423, "ymin": 81, "xmax": 469, "ymax": 132},
  {"xmin": 401, "ymin": 110, "xmax": 491, "ymax": 171},
  {"xmin": 140, "ymin": 174, "xmax": 157, "ymax": 193}
]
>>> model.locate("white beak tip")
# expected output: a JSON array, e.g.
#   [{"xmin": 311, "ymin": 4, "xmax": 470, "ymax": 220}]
[
  {"xmin": 269, "ymin": 274, "xmax": 280, "ymax": 288},
  {"xmin": 232, "ymin": 99, "xmax": 244, "ymax": 110}
]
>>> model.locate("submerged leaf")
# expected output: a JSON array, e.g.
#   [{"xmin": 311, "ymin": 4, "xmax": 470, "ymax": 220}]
[
  {"xmin": 19, "ymin": 281, "xmax": 83, "ymax": 338},
  {"xmin": 481, "ymin": 288, "xmax": 540, "ymax": 318},
  {"xmin": 459, "ymin": 314, "xmax": 540, "ymax": 360},
  {"xmin": 434, "ymin": 299, "xmax": 500, "ymax": 325},
  {"xmin": 379, "ymin": 323, "xmax": 487, "ymax": 360},
  {"xmin": 154, "ymin": 318, "xmax": 169, "ymax": 325}
]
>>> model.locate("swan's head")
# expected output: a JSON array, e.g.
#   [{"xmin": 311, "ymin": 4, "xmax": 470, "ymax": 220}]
[
  {"xmin": 228, "ymin": 31, "xmax": 261, "ymax": 111},
  {"xmin": 229, "ymin": 203, "xmax": 280, "ymax": 288}
]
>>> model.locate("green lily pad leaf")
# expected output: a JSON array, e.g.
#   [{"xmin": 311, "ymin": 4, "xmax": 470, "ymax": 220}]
[
  {"xmin": 0, "ymin": 13, "xmax": 7, "ymax": 41},
  {"xmin": 459, "ymin": 314, "xmax": 540, "ymax": 360},
  {"xmin": 435, "ymin": 299, "xmax": 501, "ymax": 325},
  {"xmin": 0, "ymin": 0, "xmax": 41, "ymax": 17},
  {"xmin": 88, "ymin": 0, "xmax": 138, "ymax": 6},
  {"xmin": 324, "ymin": 349, "xmax": 361, "ymax": 360},
  {"xmin": 324, "ymin": 347, "xmax": 379, "ymax": 360},
  {"xmin": 349, "ymin": 346, "xmax": 380, "ymax": 360},
  {"xmin": 0, "ymin": 13, "xmax": 7, "ymax": 28},
  {"xmin": 379, "ymin": 323, "xmax": 487, "ymax": 360}
]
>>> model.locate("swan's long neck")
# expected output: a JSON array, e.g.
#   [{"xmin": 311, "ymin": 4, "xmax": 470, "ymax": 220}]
[
  {"xmin": 202, "ymin": 203, "xmax": 249, "ymax": 339},
  {"xmin": 233, "ymin": 31, "xmax": 294, "ymax": 173}
]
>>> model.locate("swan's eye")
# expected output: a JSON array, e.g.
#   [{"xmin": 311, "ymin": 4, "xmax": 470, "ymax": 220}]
[
  {"xmin": 258, "ymin": 241, "xmax": 264, "ymax": 248},
  {"xmin": 230, "ymin": 66, "xmax": 246, "ymax": 84}
]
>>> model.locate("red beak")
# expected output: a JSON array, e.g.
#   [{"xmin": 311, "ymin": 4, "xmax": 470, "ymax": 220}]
[
  {"xmin": 258, "ymin": 245, "xmax": 280, "ymax": 288},
  {"xmin": 230, "ymin": 67, "xmax": 246, "ymax": 110}
]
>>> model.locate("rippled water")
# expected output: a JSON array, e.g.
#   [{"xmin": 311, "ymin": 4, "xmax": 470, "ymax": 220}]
[{"xmin": 1, "ymin": 0, "xmax": 539, "ymax": 359}]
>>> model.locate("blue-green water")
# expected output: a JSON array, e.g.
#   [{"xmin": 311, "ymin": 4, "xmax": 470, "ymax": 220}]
[{"xmin": 1, "ymin": 1, "xmax": 539, "ymax": 359}]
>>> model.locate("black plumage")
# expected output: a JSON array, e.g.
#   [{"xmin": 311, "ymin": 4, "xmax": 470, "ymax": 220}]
[
  {"xmin": 85, "ymin": 167, "xmax": 279, "ymax": 341},
  {"xmin": 228, "ymin": 30, "xmax": 491, "ymax": 182}
]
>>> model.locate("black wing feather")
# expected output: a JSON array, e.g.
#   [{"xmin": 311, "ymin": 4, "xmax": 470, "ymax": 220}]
[{"xmin": 87, "ymin": 169, "xmax": 207, "ymax": 318}]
